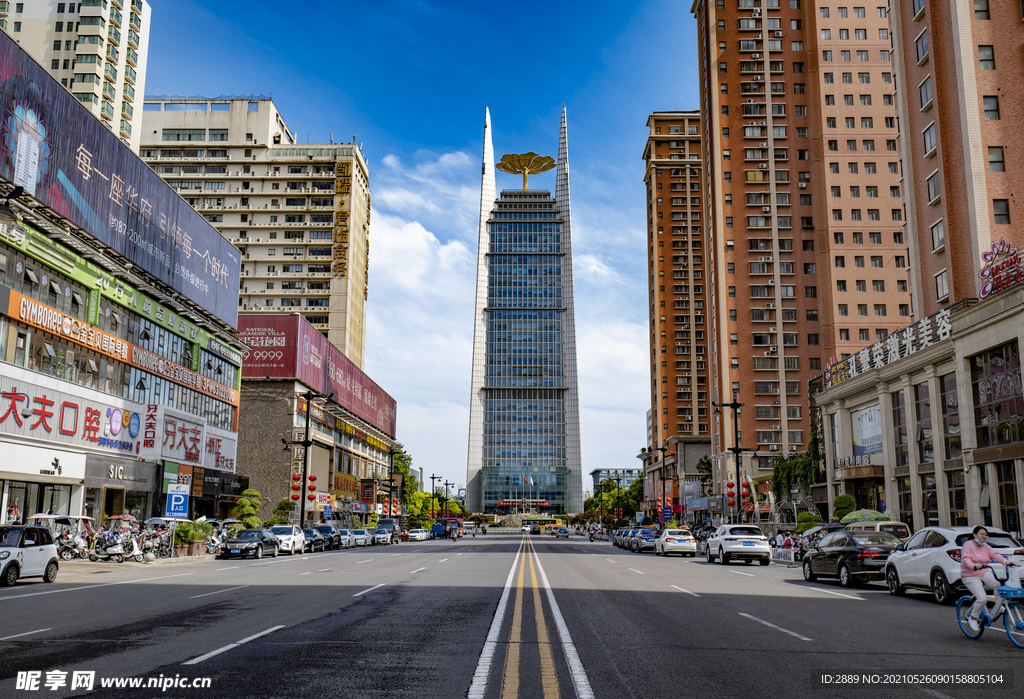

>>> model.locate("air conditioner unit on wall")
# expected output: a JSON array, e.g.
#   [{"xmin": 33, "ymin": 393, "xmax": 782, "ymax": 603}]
[
  {"xmin": 774, "ymin": 31, "xmax": 783, "ymax": 37},
  {"xmin": 770, "ymin": 444, "xmax": 779, "ymax": 451},
  {"xmin": 765, "ymin": 302, "xmax": 774, "ymax": 308},
  {"xmin": 798, "ymin": 183, "xmax": 807, "ymax": 188}
]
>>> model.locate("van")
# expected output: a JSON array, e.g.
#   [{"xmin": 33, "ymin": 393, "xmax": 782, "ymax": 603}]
[{"xmin": 844, "ymin": 521, "xmax": 911, "ymax": 540}]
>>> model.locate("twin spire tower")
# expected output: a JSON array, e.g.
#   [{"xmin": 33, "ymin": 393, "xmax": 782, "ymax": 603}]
[{"xmin": 465, "ymin": 108, "xmax": 582, "ymax": 516}]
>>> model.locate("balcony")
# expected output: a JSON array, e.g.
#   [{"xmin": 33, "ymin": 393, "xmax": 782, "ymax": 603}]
[
  {"xmin": 109, "ymin": 7, "xmax": 122, "ymax": 28},
  {"xmin": 111, "ymin": 0, "xmax": 122, "ymax": 8},
  {"xmin": 125, "ymin": 46, "xmax": 138, "ymax": 67},
  {"xmin": 121, "ymin": 101, "xmax": 133, "ymax": 119},
  {"xmin": 122, "ymin": 82, "xmax": 134, "ymax": 102},
  {"xmin": 105, "ymin": 46, "xmax": 119, "ymax": 63},
  {"xmin": 132, "ymin": 0, "xmax": 142, "ymax": 10},
  {"xmin": 100, "ymin": 102, "xmax": 114, "ymax": 121},
  {"xmin": 129, "ymin": 12, "xmax": 141, "ymax": 31},
  {"xmin": 127, "ymin": 29, "xmax": 139, "ymax": 48},
  {"xmin": 103, "ymin": 64, "xmax": 117, "ymax": 83},
  {"xmin": 119, "ymin": 119, "xmax": 131, "ymax": 139},
  {"xmin": 79, "ymin": 1, "xmax": 106, "ymax": 18},
  {"xmin": 108, "ymin": 26, "xmax": 121, "ymax": 45},
  {"xmin": 124, "ymin": 64, "xmax": 136, "ymax": 85},
  {"xmin": 102, "ymin": 82, "xmax": 116, "ymax": 102},
  {"xmin": 0, "ymin": 1, "xmax": 9, "ymax": 17}
]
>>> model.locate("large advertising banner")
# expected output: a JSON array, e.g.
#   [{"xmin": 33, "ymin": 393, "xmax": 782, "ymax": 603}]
[
  {"xmin": 0, "ymin": 33, "xmax": 240, "ymax": 327},
  {"xmin": 851, "ymin": 405, "xmax": 883, "ymax": 456},
  {"xmin": 236, "ymin": 315, "xmax": 397, "ymax": 437}
]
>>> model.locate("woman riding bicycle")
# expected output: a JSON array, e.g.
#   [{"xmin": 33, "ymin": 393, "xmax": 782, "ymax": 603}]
[{"xmin": 962, "ymin": 525, "xmax": 1012, "ymax": 632}]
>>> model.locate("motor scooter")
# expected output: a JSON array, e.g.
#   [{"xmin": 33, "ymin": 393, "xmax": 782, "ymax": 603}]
[
  {"xmin": 60, "ymin": 533, "xmax": 90, "ymax": 560},
  {"xmin": 122, "ymin": 534, "xmax": 145, "ymax": 563},
  {"xmin": 89, "ymin": 530, "xmax": 127, "ymax": 562}
]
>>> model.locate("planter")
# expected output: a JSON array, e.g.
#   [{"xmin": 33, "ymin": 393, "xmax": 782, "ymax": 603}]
[
  {"xmin": 174, "ymin": 543, "xmax": 208, "ymax": 557},
  {"xmin": 174, "ymin": 545, "xmax": 189, "ymax": 557}
]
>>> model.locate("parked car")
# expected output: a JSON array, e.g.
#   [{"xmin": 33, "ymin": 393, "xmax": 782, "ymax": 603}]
[
  {"xmin": 884, "ymin": 526, "xmax": 1024, "ymax": 604},
  {"xmin": 220, "ymin": 529, "xmax": 280, "ymax": 559},
  {"xmin": 270, "ymin": 525, "xmax": 306, "ymax": 555},
  {"xmin": 373, "ymin": 527, "xmax": 391, "ymax": 545},
  {"xmin": 314, "ymin": 524, "xmax": 342, "ymax": 550},
  {"xmin": 522, "ymin": 525, "xmax": 531, "ymax": 532},
  {"xmin": 844, "ymin": 521, "xmax": 912, "ymax": 541},
  {"xmin": 705, "ymin": 524, "xmax": 771, "ymax": 565},
  {"xmin": 336, "ymin": 529, "xmax": 355, "ymax": 548},
  {"xmin": 352, "ymin": 529, "xmax": 372, "ymax": 546},
  {"xmin": 654, "ymin": 528, "xmax": 697, "ymax": 557},
  {"xmin": 631, "ymin": 528, "xmax": 660, "ymax": 553},
  {"xmin": 408, "ymin": 529, "xmax": 430, "ymax": 541},
  {"xmin": 376, "ymin": 519, "xmax": 401, "ymax": 544},
  {"xmin": 555, "ymin": 528, "xmax": 570, "ymax": 539},
  {"xmin": 0, "ymin": 525, "xmax": 59, "ymax": 586},
  {"xmin": 303, "ymin": 529, "xmax": 327, "ymax": 552},
  {"xmin": 802, "ymin": 531, "xmax": 902, "ymax": 587},
  {"xmin": 615, "ymin": 528, "xmax": 635, "ymax": 548}
]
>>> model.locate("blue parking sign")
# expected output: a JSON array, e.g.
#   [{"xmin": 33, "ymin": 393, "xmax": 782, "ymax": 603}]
[
  {"xmin": 165, "ymin": 484, "xmax": 189, "ymax": 519},
  {"xmin": 324, "ymin": 505, "xmax": 332, "ymax": 517}
]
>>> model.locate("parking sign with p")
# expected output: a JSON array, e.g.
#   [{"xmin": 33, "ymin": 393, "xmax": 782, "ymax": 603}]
[{"xmin": 165, "ymin": 484, "xmax": 190, "ymax": 519}]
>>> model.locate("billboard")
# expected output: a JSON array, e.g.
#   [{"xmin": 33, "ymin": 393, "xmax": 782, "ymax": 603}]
[
  {"xmin": 0, "ymin": 33, "xmax": 240, "ymax": 327},
  {"xmin": 851, "ymin": 405, "xmax": 883, "ymax": 456},
  {"xmin": 237, "ymin": 315, "xmax": 397, "ymax": 437}
]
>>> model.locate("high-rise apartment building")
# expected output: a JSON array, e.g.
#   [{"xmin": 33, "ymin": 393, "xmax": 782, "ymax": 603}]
[
  {"xmin": 641, "ymin": 111, "xmax": 712, "ymax": 515},
  {"xmin": 141, "ymin": 96, "xmax": 371, "ymax": 368},
  {"xmin": 691, "ymin": 0, "xmax": 911, "ymax": 493},
  {"xmin": 465, "ymin": 108, "xmax": 582, "ymax": 515},
  {"xmin": 1, "ymin": 0, "xmax": 150, "ymax": 152},
  {"xmin": 890, "ymin": 0, "xmax": 1020, "ymax": 316}
]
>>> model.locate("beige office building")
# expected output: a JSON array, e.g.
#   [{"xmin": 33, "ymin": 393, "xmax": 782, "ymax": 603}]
[
  {"xmin": 141, "ymin": 96, "xmax": 371, "ymax": 368},
  {"xmin": 1, "ymin": 0, "xmax": 150, "ymax": 152}
]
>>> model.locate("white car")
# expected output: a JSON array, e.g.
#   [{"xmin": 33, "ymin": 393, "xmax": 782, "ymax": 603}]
[
  {"xmin": 336, "ymin": 529, "xmax": 355, "ymax": 548},
  {"xmin": 522, "ymin": 525, "xmax": 531, "ymax": 532},
  {"xmin": 351, "ymin": 529, "xmax": 372, "ymax": 546},
  {"xmin": 407, "ymin": 529, "xmax": 429, "ymax": 541},
  {"xmin": 654, "ymin": 528, "xmax": 697, "ymax": 557},
  {"xmin": 270, "ymin": 525, "xmax": 306, "ymax": 555},
  {"xmin": 884, "ymin": 526, "xmax": 1024, "ymax": 604},
  {"xmin": 705, "ymin": 524, "xmax": 771, "ymax": 566}
]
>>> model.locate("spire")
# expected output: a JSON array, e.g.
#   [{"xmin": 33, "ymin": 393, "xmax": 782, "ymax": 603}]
[{"xmin": 555, "ymin": 106, "xmax": 570, "ymax": 210}]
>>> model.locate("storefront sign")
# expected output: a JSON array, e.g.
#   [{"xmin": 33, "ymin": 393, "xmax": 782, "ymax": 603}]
[
  {"xmin": 823, "ymin": 307, "xmax": 953, "ymax": 388},
  {"xmin": 0, "ymin": 33, "xmax": 240, "ymax": 326},
  {"xmin": 835, "ymin": 455, "xmax": 873, "ymax": 469},
  {"xmin": 0, "ymin": 441, "xmax": 86, "ymax": 483},
  {"xmin": 978, "ymin": 237, "xmax": 1023, "ymax": 299},
  {"xmin": 851, "ymin": 405, "xmax": 883, "ymax": 456},
  {"xmin": 84, "ymin": 455, "xmax": 158, "ymax": 490}
]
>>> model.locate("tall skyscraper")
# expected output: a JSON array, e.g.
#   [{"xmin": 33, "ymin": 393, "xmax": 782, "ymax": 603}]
[
  {"xmin": 1, "ymin": 0, "xmax": 151, "ymax": 152},
  {"xmin": 466, "ymin": 108, "xmax": 582, "ymax": 515},
  {"xmin": 141, "ymin": 96, "xmax": 371, "ymax": 368},
  {"xmin": 889, "ymin": 0, "xmax": 1018, "ymax": 316},
  {"xmin": 691, "ymin": 0, "xmax": 911, "ymax": 494},
  {"xmin": 642, "ymin": 111, "xmax": 712, "ymax": 461}
]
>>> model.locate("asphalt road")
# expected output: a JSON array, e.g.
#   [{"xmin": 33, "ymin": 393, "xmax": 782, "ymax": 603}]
[{"xmin": 1, "ymin": 530, "xmax": 1020, "ymax": 699}]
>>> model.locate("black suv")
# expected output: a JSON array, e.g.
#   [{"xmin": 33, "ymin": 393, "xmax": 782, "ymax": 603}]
[{"xmin": 314, "ymin": 524, "xmax": 342, "ymax": 550}]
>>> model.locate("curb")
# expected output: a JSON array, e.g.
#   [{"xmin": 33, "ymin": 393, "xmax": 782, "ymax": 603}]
[{"xmin": 145, "ymin": 554, "xmax": 217, "ymax": 565}]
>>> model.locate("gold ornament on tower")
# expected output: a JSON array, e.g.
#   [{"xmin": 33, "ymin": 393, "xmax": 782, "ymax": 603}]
[{"xmin": 495, "ymin": 152, "xmax": 556, "ymax": 190}]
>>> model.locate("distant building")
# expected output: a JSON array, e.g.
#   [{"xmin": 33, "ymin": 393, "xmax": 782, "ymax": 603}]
[
  {"xmin": 465, "ymin": 108, "xmax": 582, "ymax": 515},
  {"xmin": 141, "ymin": 95, "xmax": 372, "ymax": 368},
  {"xmin": 1, "ymin": 0, "xmax": 151, "ymax": 152},
  {"xmin": 589, "ymin": 469, "xmax": 641, "ymax": 492}
]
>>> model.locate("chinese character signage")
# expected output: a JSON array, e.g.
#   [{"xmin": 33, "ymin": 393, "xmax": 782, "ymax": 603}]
[
  {"xmin": 0, "ymin": 33, "xmax": 240, "ymax": 327},
  {"xmin": 237, "ymin": 315, "xmax": 397, "ymax": 437},
  {"xmin": 978, "ymin": 237, "xmax": 1023, "ymax": 300},
  {"xmin": 851, "ymin": 405, "xmax": 883, "ymax": 456}
]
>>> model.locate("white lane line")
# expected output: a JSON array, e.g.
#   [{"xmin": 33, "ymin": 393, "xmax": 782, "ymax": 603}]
[
  {"xmin": 533, "ymin": 546, "xmax": 595, "ymax": 699},
  {"xmin": 190, "ymin": 585, "xmax": 248, "ymax": 599},
  {"xmin": 318, "ymin": 569, "xmax": 330, "ymax": 572},
  {"xmin": 628, "ymin": 568, "xmax": 645, "ymax": 575},
  {"xmin": 356, "ymin": 559, "xmax": 373, "ymax": 564},
  {"xmin": 216, "ymin": 567, "xmax": 239, "ymax": 571},
  {"xmin": 738, "ymin": 613, "xmax": 813, "ymax": 642},
  {"xmin": 809, "ymin": 587, "xmax": 864, "ymax": 600},
  {"xmin": 729, "ymin": 570, "xmax": 756, "ymax": 577},
  {"xmin": 670, "ymin": 585, "xmax": 700, "ymax": 597},
  {"xmin": 0, "ymin": 628, "xmax": 50, "ymax": 641},
  {"xmin": 467, "ymin": 538, "xmax": 524, "ymax": 699},
  {"xmin": 390, "ymin": 553, "xmax": 402, "ymax": 557},
  {"xmin": 0, "ymin": 573, "xmax": 194, "ymax": 602},
  {"xmin": 182, "ymin": 625, "xmax": 285, "ymax": 665},
  {"xmin": 605, "ymin": 558, "xmax": 617, "ymax": 563},
  {"xmin": 299, "ymin": 572, "xmax": 312, "ymax": 576},
  {"xmin": 438, "ymin": 558, "xmax": 449, "ymax": 563},
  {"xmin": 410, "ymin": 567, "xmax": 426, "ymax": 574},
  {"xmin": 353, "ymin": 583, "xmax": 385, "ymax": 597},
  {"xmin": 457, "ymin": 552, "xmax": 464, "ymax": 555}
]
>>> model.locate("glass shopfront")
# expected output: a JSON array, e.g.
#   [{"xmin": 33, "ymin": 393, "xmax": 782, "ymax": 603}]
[
  {"xmin": 4, "ymin": 481, "xmax": 72, "ymax": 523},
  {"xmin": 83, "ymin": 456, "xmax": 160, "ymax": 525},
  {"xmin": 971, "ymin": 341, "xmax": 1024, "ymax": 449}
]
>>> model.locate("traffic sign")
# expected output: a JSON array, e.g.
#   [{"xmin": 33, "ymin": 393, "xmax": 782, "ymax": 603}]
[
  {"xmin": 165, "ymin": 484, "xmax": 189, "ymax": 519},
  {"xmin": 324, "ymin": 505, "xmax": 332, "ymax": 517}
]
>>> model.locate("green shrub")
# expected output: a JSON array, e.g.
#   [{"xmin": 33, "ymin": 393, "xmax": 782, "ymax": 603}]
[{"xmin": 832, "ymin": 494, "xmax": 856, "ymax": 522}]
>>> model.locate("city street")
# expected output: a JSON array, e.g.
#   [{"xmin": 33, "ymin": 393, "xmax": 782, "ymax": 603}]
[{"xmin": 1, "ymin": 530, "xmax": 1019, "ymax": 698}]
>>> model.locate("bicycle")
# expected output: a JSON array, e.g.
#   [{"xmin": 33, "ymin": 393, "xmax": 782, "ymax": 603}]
[{"xmin": 955, "ymin": 561, "xmax": 1024, "ymax": 648}]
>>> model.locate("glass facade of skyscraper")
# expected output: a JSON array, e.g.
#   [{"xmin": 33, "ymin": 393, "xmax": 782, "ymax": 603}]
[{"xmin": 480, "ymin": 190, "xmax": 569, "ymax": 514}]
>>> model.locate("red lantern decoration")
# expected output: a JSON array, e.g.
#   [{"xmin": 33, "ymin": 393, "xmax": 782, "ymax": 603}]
[
  {"xmin": 291, "ymin": 484, "xmax": 301, "ymax": 491},
  {"xmin": 307, "ymin": 494, "xmax": 316, "ymax": 501},
  {"xmin": 727, "ymin": 499, "xmax": 736, "ymax": 506},
  {"xmin": 727, "ymin": 481, "xmax": 735, "ymax": 488},
  {"xmin": 727, "ymin": 490, "xmax": 735, "ymax": 497},
  {"xmin": 291, "ymin": 494, "xmax": 300, "ymax": 501},
  {"xmin": 307, "ymin": 484, "xmax": 316, "ymax": 492},
  {"xmin": 308, "ymin": 475, "xmax": 317, "ymax": 482},
  {"xmin": 292, "ymin": 474, "xmax": 301, "ymax": 482}
]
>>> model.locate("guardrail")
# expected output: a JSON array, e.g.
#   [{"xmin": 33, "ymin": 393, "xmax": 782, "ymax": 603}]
[{"xmin": 771, "ymin": 548, "xmax": 798, "ymax": 567}]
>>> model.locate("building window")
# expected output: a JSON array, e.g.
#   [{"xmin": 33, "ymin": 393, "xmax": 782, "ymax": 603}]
[
  {"xmin": 941, "ymin": 373, "xmax": 962, "ymax": 460},
  {"xmin": 931, "ymin": 220, "xmax": 944, "ymax": 250},
  {"xmin": 934, "ymin": 269, "xmax": 948, "ymax": 299},
  {"xmin": 873, "ymin": 280, "xmax": 885, "ymax": 292},
  {"xmin": 926, "ymin": 172, "xmax": 940, "ymax": 203},
  {"xmin": 975, "ymin": 0, "xmax": 989, "ymax": 19},
  {"xmin": 988, "ymin": 147, "xmax": 1004, "ymax": 172},
  {"xmin": 984, "ymin": 96, "xmax": 1000, "ymax": 120},
  {"xmin": 916, "ymin": 30, "xmax": 929, "ymax": 63},
  {"xmin": 994, "ymin": 199, "xmax": 1010, "ymax": 224},
  {"xmin": 838, "ymin": 304, "xmax": 848, "ymax": 316},
  {"xmin": 840, "ymin": 329, "xmax": 850, "ymax": 341},
  {"xmin": 971, "ymin": 341, "xmax": 1023, "ymax": 449},
  {"xmin": 979, "ymin": 45, "xmax": 995, "ymax": 70},
  {"xmin": 923, "ymin": 123, "xmax": 936, "ymax": 154}
]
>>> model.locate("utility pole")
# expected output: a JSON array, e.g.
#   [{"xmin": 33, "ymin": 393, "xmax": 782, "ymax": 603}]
[
  {"xmin": 282, "ymin": 390, "xmax": 322, "ymax": 527},
  {"xmin": 444, "ymin": 481, "xmax": 454, "ymax": 520},
  {"xmin": 430, "ymin": 473, "xmax": 439, "ymax": 521},
  {"xmin": 712, "ymin": 399, "xmax": 758, "ymax": 524}
]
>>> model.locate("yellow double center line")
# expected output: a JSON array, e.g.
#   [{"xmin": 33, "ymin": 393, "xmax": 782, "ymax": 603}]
[{"xmin": 501, "ymin": 535, "xmax": 560, "ymax": 699}]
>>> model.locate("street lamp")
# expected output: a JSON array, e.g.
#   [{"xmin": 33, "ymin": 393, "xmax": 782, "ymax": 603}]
[
  {"xmin": 444, "ymin": 481, "xmax": 454, "ymax": 520},
  {"xmin": 430, "ymin": 474, "xmax": 439, "ymax": 522},
  {"xmin": 712, "ymin": 399, "xmax": 758, "ymax": 524},
  {"xmin": 615, "ymin": 470, "xmax": 622, "ymax": 526},
  {"xmin": 281, "ymin": 390, "xmax": 333, "ymax": 527},
  {"xmin": 650, "ymin": 442, "xmax": 669, "ymax": 528}
]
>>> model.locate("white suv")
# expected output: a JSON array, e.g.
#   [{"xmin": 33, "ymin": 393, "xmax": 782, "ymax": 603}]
[
  {"xmin": 705, "ymin": 524, "xmax": 771, "ymax": 566},
  {"xmin": 884, "ymin": 526, "xmax": 1024, "ymax": 605},
  {"xmin": 270, "ymin": 525, "xmax": 306, "ymax": 555},
  {"xmin": 0, "ymin": 526, "xmax": 60, "ymax": 586}
]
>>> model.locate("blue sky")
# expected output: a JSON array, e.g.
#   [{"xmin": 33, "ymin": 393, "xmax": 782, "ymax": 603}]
[{"xmin": 147, "ymin": 0, "xmax": 700, "ymax": 495}]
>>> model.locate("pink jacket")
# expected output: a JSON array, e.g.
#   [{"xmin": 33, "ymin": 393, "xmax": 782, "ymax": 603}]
[{"xmin": 960, "ymin": 539, "xmax": 1008, "ymax": 579}]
